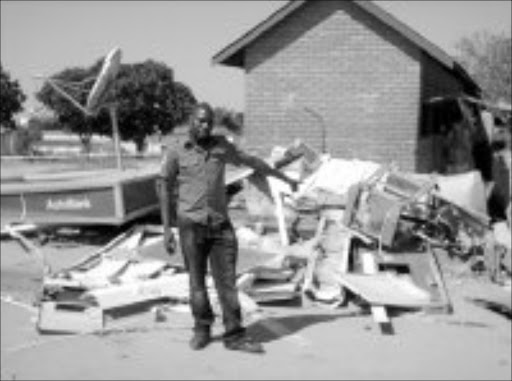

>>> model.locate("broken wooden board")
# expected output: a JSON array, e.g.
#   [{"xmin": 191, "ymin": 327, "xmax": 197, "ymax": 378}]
[
  {"xmin": 246, "ymin": 267, "xmax": 306, "ymax": 303},
  {"xmin": 268, "ymin": 176, "xmax": 292, "ymax": 246},
  {"xmin": 336, "ymin": 273, "xmax": 432, "ymax": 307},
  {"xmin": 246, "ymin": 282, "xmax": 301, "ymax": 303},
  {"xmin": 0, "ymin": 222, "xmax": 39, "ymax": 238},
  {"xmin": 37, "ymin": 301, "xmax": 103, "ymax": 334},
  {"xmin": 360, "ymin": 250, "xmax": 393, "ymax": 334},
  {"xmin": 84, "ymin": 271, "xmax": 189, "ymax": 309},
  {"xmin": 248, "ymin": 266, "xmax": 296, "ymax": 281},
  {"xmin": 378, "ymin": 249, "xmax": 454, "ymax": 314},
  {"xmin": 426, "ymin": 247, "xmax": 454, "ymax": 314},
  {"xmin": 303, "ymin": 217, "xmax": 354, "ymax": 304}
]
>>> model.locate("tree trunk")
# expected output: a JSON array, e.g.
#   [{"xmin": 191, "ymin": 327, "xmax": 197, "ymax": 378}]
[
  {"xmin": 80, "ymin": 133, "xmax": 92, "ymax": 156},
  {"xmin": 134, "ymin": 137, "xmax": 147, "ymax": 158}
]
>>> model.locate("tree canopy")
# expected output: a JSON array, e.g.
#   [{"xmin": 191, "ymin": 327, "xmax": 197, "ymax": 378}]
[
  {"xmin": 455, "ymin": 31, "xmax": 511, "ymax": 105},
  {"xmin": 1, "ymin": 64, "xmax": 26, "ymax": 129},
  {"xmin": 36, "ymin": 56, "xmax": 197, "ymax": 152}
]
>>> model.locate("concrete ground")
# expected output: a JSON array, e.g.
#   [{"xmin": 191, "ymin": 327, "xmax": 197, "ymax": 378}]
[{"xmin": 1, "ymin": 233, "xmax": 511, "ymax": 380}]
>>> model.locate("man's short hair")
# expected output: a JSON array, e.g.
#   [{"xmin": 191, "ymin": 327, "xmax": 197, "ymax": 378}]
[{"xmin": 194, "ymin": 102, "xmax": 214, "ymax": 121}]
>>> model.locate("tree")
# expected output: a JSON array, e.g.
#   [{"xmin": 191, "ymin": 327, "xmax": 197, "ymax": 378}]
[
  {"xmin": 455, "ymin": 31, "xmax": 511, "ymax": 104},
  {"xmin": 0, "ymin": 64, "xmax": 26, "ymax": 129},
  {"xmin": 164, "ymin": 81, "xmax": 198, "ymax": 133},
  {"xmin": 36, "ymin": 57, "xmax": 197, "ymax": 153},
  {"xmin": 27, "ymin": 112, "xmax": 60, "ymax": 131},
  {"xmin": 112, "ymin": 61, "xmax": 196, "ymax": 152}
]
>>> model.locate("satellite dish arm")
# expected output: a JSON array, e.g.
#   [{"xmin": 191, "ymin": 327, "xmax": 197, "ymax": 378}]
[{"xmin": 45, "ymin": 77, "xmax": 92, "ymax": 116}]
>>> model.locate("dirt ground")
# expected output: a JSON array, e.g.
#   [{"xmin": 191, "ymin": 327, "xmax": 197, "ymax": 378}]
[{"xmin": 1, "ymin": 231, "xmax": 511, "ymax": 381}]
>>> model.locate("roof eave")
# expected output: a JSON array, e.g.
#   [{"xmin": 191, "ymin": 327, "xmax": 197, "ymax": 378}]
[
  {"xmin": 213, "ymin": 50, "xmax": 245, "ymax": 68},
  {"xmin": 212, "ymin": 0, "xmax": 480, "ymax": 92},
  {"xmin": 212, "ymin": 1, "xmax": 305, "ymax": 67}
]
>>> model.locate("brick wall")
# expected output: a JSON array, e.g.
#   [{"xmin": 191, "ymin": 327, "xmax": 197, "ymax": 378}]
[{"xmin": 242, "ymin": 1, "xmax": 423, "ymax": 171}]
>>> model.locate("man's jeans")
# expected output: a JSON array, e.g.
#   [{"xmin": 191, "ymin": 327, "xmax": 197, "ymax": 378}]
[{"xmin": 177, "ymin": 218, "xmax": 245, "ymax": 341}]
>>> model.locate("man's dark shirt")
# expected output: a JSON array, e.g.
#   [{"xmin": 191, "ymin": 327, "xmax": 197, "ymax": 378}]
[{"xmin": 160, "ymin": 135, "xmax": 253, "ymax": 226}]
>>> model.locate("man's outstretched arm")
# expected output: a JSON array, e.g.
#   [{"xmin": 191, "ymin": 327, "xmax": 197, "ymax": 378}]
[{"xmin": 229, "ymin": 144, "xmax": 299, "ymax": 192}]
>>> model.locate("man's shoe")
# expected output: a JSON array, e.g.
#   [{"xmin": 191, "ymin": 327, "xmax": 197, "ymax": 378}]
[
  {"xmin": 224, "ymin": 336, "xmax": 265, "ymax": 354},
  {"xmin": 189, "ymin": 332, "xmax": 211, "ymax": 350}
]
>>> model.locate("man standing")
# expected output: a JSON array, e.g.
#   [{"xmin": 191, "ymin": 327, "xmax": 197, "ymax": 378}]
[{"xmin": 158, "ymin": 102, "xmax": 298, "ymax": 353}]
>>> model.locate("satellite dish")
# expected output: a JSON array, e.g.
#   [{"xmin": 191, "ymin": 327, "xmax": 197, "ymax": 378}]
[
  {"xmin": 35, "ymin": 47, "xmax": 125, "ymax": 170},
  {"xmin": 36, "ymin": 47, "xmax": 122, "ymax": 117},
  {"xmin": 86, "ymin": 47, "xmax": 122, "ymax": 115}
]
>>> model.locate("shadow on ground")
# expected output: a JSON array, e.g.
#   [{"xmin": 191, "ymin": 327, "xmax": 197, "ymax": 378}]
[
  {"xmin": 245, "ymin": 310, "xmax": 367, "ymax": 343},
  {"xmin": 467, "ymin": 297, "xmax": 512, "ymax": 320}
]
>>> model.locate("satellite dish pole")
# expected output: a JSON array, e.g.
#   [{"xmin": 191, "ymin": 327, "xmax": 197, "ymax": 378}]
[
  {"xmin": 36, "ymin": 47, "xmax": 124, "ymax": 170},
  {"xmin": 108, "ymin": 103, "xmax": 122, "ymax": 171},
  {"xmin": 86, "ymin": 47, "xmax": 123, "ymax": 170}
]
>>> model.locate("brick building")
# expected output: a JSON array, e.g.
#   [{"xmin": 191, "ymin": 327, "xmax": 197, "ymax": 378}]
[{"xmin": 212, "ymin": 0, "xmax": 481, "ymax": 172}]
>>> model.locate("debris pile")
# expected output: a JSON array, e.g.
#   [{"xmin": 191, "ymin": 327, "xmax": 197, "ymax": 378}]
[
  {"xmin": 2, "ymin": 139, "xmax": 510, "ymax": 335},
  {"xmin": 231, "ymin": 141, "xmax": 511, "ymax": 333},
  {"xmin": 32, "ymin": 225, "xmax": 259, "ymax": 334}
]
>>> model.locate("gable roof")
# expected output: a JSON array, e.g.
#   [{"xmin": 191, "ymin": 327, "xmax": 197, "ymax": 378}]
[{"xmin": 212, "ymin": 0, "xmax": 479, "ymax": 93}]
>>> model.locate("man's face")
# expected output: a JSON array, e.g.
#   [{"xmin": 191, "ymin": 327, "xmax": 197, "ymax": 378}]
[{"xmin": 190, "ymin": 108, "xmax": 213, "ymax": 142}]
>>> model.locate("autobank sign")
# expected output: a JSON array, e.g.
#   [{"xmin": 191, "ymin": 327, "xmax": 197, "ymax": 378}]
[
  {"xmin": 46, "ymin": 196, "xmax": 92, "ymax": 210},
  {"xmin": 22, "ymin": 188, "xmax": 116, "ymax": 220}
]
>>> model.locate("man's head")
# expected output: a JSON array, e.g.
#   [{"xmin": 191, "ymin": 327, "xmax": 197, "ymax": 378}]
[{"xmin": 190, "ymin": 102, "xmax": 214, "ymax": 143}]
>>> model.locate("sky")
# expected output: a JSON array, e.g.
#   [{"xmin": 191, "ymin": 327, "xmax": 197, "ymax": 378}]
[{"xmin": 1, "ymin": 1, "xmax": 511, "ymax": 115}]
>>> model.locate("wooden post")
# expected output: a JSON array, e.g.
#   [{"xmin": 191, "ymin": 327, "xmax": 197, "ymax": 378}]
[{"xmin": 268, "ymin": 177, "xmax": 290, "ymax": 247}]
